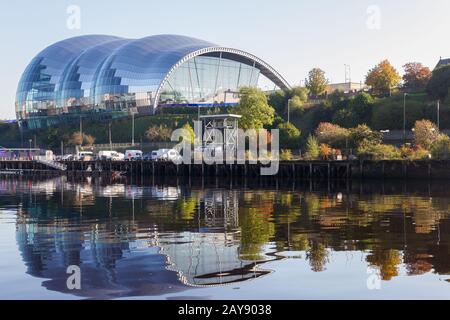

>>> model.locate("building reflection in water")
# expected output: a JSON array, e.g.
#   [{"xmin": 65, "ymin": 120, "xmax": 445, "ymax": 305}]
[
  {"xmin": 2, "ymin": 176, "xmax": 450, "ymax": 298},
  {"xmin": 5, "ymin": 177, "xmax": 275, "ymax": 298}
]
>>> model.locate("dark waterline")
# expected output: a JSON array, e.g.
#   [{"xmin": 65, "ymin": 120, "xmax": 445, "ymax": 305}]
[{"xmin": 0, "ymin": 176, "xmax": 450, "ymax": 299}]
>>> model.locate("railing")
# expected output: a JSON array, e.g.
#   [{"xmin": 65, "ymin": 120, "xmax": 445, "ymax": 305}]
[{"xmin": 35, "ymin": 158, "xmax": 67, "ymax": 171}]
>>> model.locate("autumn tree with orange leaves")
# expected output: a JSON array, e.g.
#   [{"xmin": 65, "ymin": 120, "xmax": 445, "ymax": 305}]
[
  {"xmin": 402, "ymin": 62, "xmax": 431, "ymax": 91},
  {"xmin": 365, "ymin": 59, "xmax": 401, "ymax": 96}
]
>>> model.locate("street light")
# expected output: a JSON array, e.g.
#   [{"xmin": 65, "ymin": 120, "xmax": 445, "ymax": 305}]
[
  {"xmin": 131, "ymin": 112, "xmax": 135, "ymax": 146},
  {"xmin": 287, "ymin": 98, "xmax": 292, "ymax": 124},
  {"xmin": 28, "ymin": 139, "xmax": 32, "ymax": 160},
  {"xmin": 437, "ymin": 100, "xmax": 440, "ymax": 130},
  {"xmin": 403, "ymin": 93, "xmax": 408, "ymax": 143}
]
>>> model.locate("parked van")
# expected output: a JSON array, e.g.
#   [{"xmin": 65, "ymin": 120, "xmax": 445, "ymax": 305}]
[
  {"xmin": 152, "ymin": 149, "xmax": 182, "ymax": 163},
  {"xmin": 125, "ymin": 150, "xmax": 143, "ymax": 161},
  {"xmin": 112, "ymin": 152, "xmax": 125, "ymax": 161},
  {"xmin": 98, "ymin": 150, "xmax": 125, "ymax": 161},
  {"xmin": 75, "ymin": 151, "xmax": 94, "ymax": 161},
  {"xmin": 97, "ymin": 150, "xmax": 115, "ymax": 160}
]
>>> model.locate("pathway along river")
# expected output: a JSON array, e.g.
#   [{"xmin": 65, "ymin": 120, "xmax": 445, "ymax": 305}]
[{"xmin": 0, "ymin": 176, "xmax": 449, "ymax": 299}]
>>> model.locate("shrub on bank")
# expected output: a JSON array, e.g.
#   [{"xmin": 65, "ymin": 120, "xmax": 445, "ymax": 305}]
[
  {"xmin": 357, "ymin": 143, "xmax": 401, "ymax": 160},
  {"xmin": 431, "ymin": 135, "xmax": 450, "ymax": 159},
  {"xmin": 280, "ymin": 149, "xmax": 293, "ymax": 161}
]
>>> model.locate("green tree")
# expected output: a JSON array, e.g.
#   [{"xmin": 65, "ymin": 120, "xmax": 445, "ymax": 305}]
[
  {"xmin": 305, "ymin": 68, "xmax": 328, "ymax": 96},
  {"xmin": 348, "ymin": 92, "xmax": 374, "ymax": 123},
  {"xmin": 431, "ymin": 134, "xmax": 450, "ymax": 159},
  {"xmin": 305, "ymin": 135, "xmax": 320, "ymax": 159},
  {"xmin": 234, "ymin": 87, "xmax": 275, "ymax": 130},
  {"xmin": 426, "ymin": 65, "xmax": 450, "ymax": 101},
  {"xmin": 365, "ymin": 59, "xmax": 401, "ymax": 95},
  {"xmin": 180, "ymin": 122, "xmax": 195, "ymax": 144},
  {"xmin": 278, "ymin": 122, "xmax": 301, "ymax": 149},
  {"xmin": 349, "ymin": 124, "xmax": 383, "ymax": 149}
]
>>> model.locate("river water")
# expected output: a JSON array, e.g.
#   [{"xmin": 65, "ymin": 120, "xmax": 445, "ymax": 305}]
[{"xmin": 0, "ymin": 176, "xmax": 449, "ymax": 299}]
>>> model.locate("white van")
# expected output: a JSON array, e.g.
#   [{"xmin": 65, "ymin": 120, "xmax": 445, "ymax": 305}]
[
  {"xmin": 125, "ymin": 150, "xmax": 143, "ymax": 161},
  {"xmin": 98, "ymin": 150, "xmax": 124, "ymax": 161},
  {"xmin": 75, "ymin": 151, "xmax": 94, "ymax": 161},
  {"xmin": 98, "ymin": 150, "xmax": 115, "ymax": 160},
  {"xmin": 152, "ymin": 149, "xmax": 182, "ymax": 163},
  {"xmin": 111, "ymin": 152, "xmax": 125, "ymax": 161}
]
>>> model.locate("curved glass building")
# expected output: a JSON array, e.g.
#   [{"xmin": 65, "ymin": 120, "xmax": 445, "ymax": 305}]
[{"xmin": 16, "ymin": 34, "xmax": 290, "ymax": 129}]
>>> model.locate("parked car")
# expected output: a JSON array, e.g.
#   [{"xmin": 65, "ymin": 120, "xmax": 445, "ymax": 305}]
[
  {"xmin": 61, "ymin": 154, "xmax": 74, "ymax": 161},
  {"xmin": 75, "ymin": 151, "xmax": 94, "ymax": 161},
  {"xmin": 112, "ymin": 152, "xmax": 125, "ymax": 161},
  {"xmin": 152, "ymin": 149, "xmax": 182, "ymax": 163},
  {"xmin": 143, "ymin": 152, "xmax": 153, "ymax": 161},
  {"xmin": 97, "ymin": 150, "xmax": 115, "ymax": 160},
  {"xmin": 125, "ymin": 150, "xmax": 143, "ymax": 161}
]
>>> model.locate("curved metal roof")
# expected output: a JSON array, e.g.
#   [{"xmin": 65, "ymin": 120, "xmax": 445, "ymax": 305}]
[{"xmin": 16, "ymin": 34, "xmax": 290, "ymax": 120}]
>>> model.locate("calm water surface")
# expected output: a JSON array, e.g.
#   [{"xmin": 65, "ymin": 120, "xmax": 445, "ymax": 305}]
[{"xmin": 0, "ymin": 176, "xmax": 450, "ymax": 299}]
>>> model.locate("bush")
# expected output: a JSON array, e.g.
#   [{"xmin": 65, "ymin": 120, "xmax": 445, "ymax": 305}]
[
  {"xmin": 400, "ymin": 145, "xmax": 430, "ymax": 160},
  {"xmin": 413, "ymin": 119, "xmax": 439, "ymax": 150},
  {"xmin": 357, "ymin": 143, "xmax": 401, "ymax": 160},
  {"xmin": 305, "ymin": 135, "xmax": 320, "ymax": 159},
  {"xmin": 315, "ymin": 122, "xmax": 349, "ymax": 149},
  {"xmin": 349, "ymin": 124, "xmax": 383, "ymax": 149},
  {"xmin": 431, "ymin": 134, "xmax": 450, "ymax": 159},
  {"xmin": 280, "ymin": 149, "xmax": 293, "ymax": 161},
  {"xmin": 278, "ymin": 122, "xmax": 301, "ymax": 149}
]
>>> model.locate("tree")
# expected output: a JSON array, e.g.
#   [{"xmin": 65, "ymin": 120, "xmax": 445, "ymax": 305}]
[
  {"xmin": 83, "ymin": 134, "xmax": 95, "ymax": 146},
  {"xmin": 403, "ymin": 62, "xmax": 431, "ymax": 91},
  {"xmin": 145, "ymin": 124, "xmax": 172, "ymax": 142},
  {"xmin": 349, "ymin": 124, "xmax": 383, "ymax": 149},
  {"xmin": 413, "ymin": 120, "xmax": 439, "ymax": 150},
  {"xmin": 431, "ymin": 134, "xmax": 450, "ymax": 159},
  {"xmin": 305, "ymin": 68, "xmax": 328, "ymax": 96},
  {"xmin": 305, "ymin": 135, "xmax": 320, "ymax": 159},
  {"xmin": 180, "ymin": 122, "xmax": 195, "ymax": 144},
  {"xmin": 289, "ymin": 95, "xmax": 305, "ymax": 115},
  {"xmin": 68, "ymin": 131, "xmax": 83, "ymax": 146},
  {"xmin": 349, "ymin": 92, "xmax": 374, "ymax": 123},
  {"xmin": 234, "ymin": 87, "xmax": 275, "ymax": 130},
  {"xmin": 290, "ymin": 86, "xmax": 309, "ymax": 102},
  {"xmin": 365, "ymin": 59, "xmax": 401, "ymax": 95},
  {"xmin": 278, "ymin": 122, "xmax": 301, "ymax": 149},
  {"xmin": 426, "ymin": 65, "xmax": 450, "ymax": 101},
  {"xmin": 268, "ymin": 90, "xmax": 286, "ymax": 114},
  {"xmin": 315, "ymin": 122, "xmax": 349, "ymax": 149}
]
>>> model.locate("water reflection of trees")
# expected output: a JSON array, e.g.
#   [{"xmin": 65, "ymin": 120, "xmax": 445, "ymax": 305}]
[
  {"xmin": 2, "ymin": 176, "xmax": 450, "ymax": 291},
  {"xmin": 237, "ymin": 188, "xmax": 450, "ymax": 280}
]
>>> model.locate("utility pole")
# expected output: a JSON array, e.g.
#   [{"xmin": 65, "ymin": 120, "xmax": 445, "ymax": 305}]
[
  {"xmin": 109, "ymin": 122, "xmax": 112, "ymax": 150},
  {"xmin": 61, "ymin": 141, "xmax": 64, "ymax": 157},
  {"xmin": 131, "ymin": 112, "xmax": 135, "ymax": 146},
  {"xmin": 79, "ymin": 116, "xmax": 83, "ymax": 147},
  {"xmin": 287, "ymin": 98, "xmax": 292, "ymax": 124},
  {"xmin": 403, "ymin": 93, "xmax": 408, "ymax": 143},
  {"xmin": 437, "ymin": 100, "xmax": 440, "ymax": 130}
]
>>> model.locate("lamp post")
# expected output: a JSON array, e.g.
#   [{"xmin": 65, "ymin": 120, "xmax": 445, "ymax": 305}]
[
  {"xmin": 131, "ymin": 112, "xmax": 135, "ymax": 146},
  {"xmin": 287, "ymin": 98, "xmax": 292, "ymax": 124},
  {"xmin": 109, "ymin": 122, "xmax": 112, "ymax": 150},
  {"xmin": 437, "ymin": 100, "xmax": 440, "ymax": 130},
  {"xmin": 403, "ymin": 93, "xmax": 408, "ymax": 143},
  {"xmin": 28, "ymin": 139, "xmax": 32, "ymax": 160}
]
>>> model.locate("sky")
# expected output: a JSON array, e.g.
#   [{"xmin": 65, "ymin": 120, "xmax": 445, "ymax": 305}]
[{"xmin": 1, "ymin": 0, "xmax": 450, "ymax": 119}]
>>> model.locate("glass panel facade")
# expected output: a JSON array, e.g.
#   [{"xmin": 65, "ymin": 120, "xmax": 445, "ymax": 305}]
[
  {"xmin": 159, "ymin": 55, "xmax": 260, "ymax": 106},
  {"xmin": 15, "ymin": 34, "xmax": 282, "ymax": 129}
]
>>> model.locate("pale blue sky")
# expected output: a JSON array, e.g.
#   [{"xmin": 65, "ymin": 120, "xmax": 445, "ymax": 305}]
[{"xmin": 1, "ymin": 0, "xmax": 449, "ymax": 119}]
